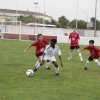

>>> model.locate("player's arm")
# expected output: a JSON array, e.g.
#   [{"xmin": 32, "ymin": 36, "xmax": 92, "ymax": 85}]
[
  {"xmin": 68, "ymin": 37, "xmax": 70, "ymax": 44},
  {"xmin": 42, "ymin": 46, "xmax": 47, "ymax": 60},
  {"xmin": 57, "ymin": 48, "xmax": 63, "ymax": 67},
  {"xmin": 78, "ymin": 38, "xmax": 80, "ymax": 44},
  {"xmin": 23, "ymin": 44, "xmax": 32, "ymax": 54},
  {"xmin": 68, "ymin": 33, "xmax": 71, "ymax": 44},
  {"xmin": 77, "ymin": 34, "xmax": 80, "ymax": 43},
  {"xmin": 95, "ymin": 47, "xmax": 100, "ymax": 58},
  {"xmin": 78, "ymin": 48, "xmax": 84, "ymax": 53},
  {"xmin": 78, "ymin": 46, "xmax": 88, "ymax": 53},
  {"xmin": 58, "ymin": 55, "xmax": 63, "ymax": 67}
]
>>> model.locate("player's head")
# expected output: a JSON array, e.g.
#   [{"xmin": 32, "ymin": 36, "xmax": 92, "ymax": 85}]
[
  {"xmin": 73, "ymin": 28, "xmax": 77, "ymax": 32},
  {"xmin": 50, "ymin": 39, "xmax": 57, "ymax": 47},
  {"xmin": 89, "ymin": 40, "xmax": 94, "ymax": 47},
  {"xmin": 37, "ymin": 34, "xmax": 43, "ymax": 41}
]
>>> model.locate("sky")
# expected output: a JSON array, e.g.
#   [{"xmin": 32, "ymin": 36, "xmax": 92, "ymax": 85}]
[{"xmin": 0, "ymin": 0, "xmax": 100, "ymax": 22}]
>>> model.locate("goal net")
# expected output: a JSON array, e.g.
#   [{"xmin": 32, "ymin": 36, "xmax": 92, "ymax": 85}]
[{"xmin": 0, "ymin": 21, "xmax": 22, "ymax": 41}]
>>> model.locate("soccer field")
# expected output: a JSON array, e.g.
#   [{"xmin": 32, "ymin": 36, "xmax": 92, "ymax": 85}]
[{"xmin": 0, "ymin": 40, "xmax": 100, "ymax": 100}]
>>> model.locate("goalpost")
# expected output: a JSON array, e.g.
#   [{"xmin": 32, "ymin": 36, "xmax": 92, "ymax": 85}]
[{"xmin": 0, "ymin": 21, "xmax": 22, "ymax": 41}]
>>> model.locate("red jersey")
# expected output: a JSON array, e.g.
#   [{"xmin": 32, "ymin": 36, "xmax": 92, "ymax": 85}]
[
  {"xmin": 31, "ymin": 39, "xmax": 49, "ymax": 54},
  {"xmin": 69, "ymin": 32, "xmax": 80, "ymax": 46},
  {"xmin": 84, "ymin": 45, "xmax": 100, "ymax": 57}
]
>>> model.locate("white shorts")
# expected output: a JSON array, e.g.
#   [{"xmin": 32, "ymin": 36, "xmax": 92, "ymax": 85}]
[{"xmin": 43, "ymin": 55, "xmax": 56, "ymax": 62}]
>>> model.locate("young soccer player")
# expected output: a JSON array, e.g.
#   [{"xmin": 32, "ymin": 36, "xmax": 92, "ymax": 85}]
[
  {"xmin": 79, "ymin": 40, "xmax": 100, "ymax": 70},
  {"xmin": 23, "ymin": 34, "xmax": 51, "ymax": 70},
  {"xmin": 0, "ymin": 29, "xmax": 2, "ymax": 41},
  {"xmin": 34, "ymin": 39, "xmax": 63, "ymax": 76},
  {"xmin": 68, "ymin": 28, "xmax": 83, "ymax": 61}
]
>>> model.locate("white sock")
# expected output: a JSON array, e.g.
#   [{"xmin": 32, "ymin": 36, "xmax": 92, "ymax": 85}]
[
  {"xmin": 36, "ymin": 63, "xmax": 40, "ymax": 69},
  {"xmin": 46, "ymin": 62, "xmax": 50, "ymax": 68},
  {"xmin": 85, "ymin": 61, "xmax": 90, "ymax": 68},
  {"xmin": 95, "ymin": 59, "xmax": 100, "ymax": 67},
  {"xmin": 34, "ymin": 61, "xmax": 39, "ymax": 67},
  {"xmin": 55, "ymin": 67, "xmax": 59, "ymax": 74},
  {"xmin": 69, "ymin": 52, "xmax": 72, "ymax": 58},
  {"xmin": 78, "ymin": 53, "xmax": 83, "ymax": 60}
]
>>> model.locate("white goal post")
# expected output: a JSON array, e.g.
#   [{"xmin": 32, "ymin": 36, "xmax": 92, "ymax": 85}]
[{"xmin": 0, "ymin": 21, "xmax": 22, "ymax": 41}]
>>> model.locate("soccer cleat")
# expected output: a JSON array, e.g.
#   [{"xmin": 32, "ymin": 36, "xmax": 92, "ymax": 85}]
[
  {"xmin": 45, "ymin": 67, "xmax": 51, "ymax": 70},
  {"xmin": 80, "ymin": 59, "xmax": 83, "ymax": 61},
  {"xmin": 84, "ymin": 67, "xmax": 87, "ymax": 70},
  {"xmin": 55, "ymin": 73, "xmax": 61, "ymax": 76},
  {"xmin": 68, "ymin": 57, "xmax": 71, "ymax": 60},
  {"xmin": 33, "ymin": 68, "xmax": 38, "ymax": 72}
]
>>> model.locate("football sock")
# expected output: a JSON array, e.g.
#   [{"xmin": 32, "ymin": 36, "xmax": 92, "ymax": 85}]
[
  {"xmin": 46, "ymin": 62, "xmax": 50, "ymax": 68},
  {"xmin": 35, "ymin": 63, "xmax": 40, "ymax": 69},
  {"xmin": 69, "ymin": 52, "xmax": 72, "ymax": 58},
  {"xmin": 85, "ymin": 61, "xmax": 90, "ymax": 68},
  {"xmin": 55, "ymin": 67, "xmax": 59, "ymax": 74},
  {"xmin": 95, "ymin": 59, "xmax": 100, "ymax": 66},
  {"xmin": 78, "ymin": 53, "xmax": 83, "ymax": 60},
  {"xmin": 34, "ymin": 61, "xmax": 39, "ymax": 67}
]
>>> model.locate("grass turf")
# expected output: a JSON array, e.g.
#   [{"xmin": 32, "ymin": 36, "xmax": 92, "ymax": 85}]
[{"xmin": 0, "ymin": 40, "xmax": 100, "ymax": 100}]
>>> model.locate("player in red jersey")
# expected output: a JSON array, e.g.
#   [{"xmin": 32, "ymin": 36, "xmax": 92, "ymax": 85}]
[
  {"xmin": 79, "ymin": 40, "xmax": 100, "ymax": 70},
  {"xmin": 68, "ymin": 28, "xmax": 83, "ymax": 61},
  {"xmin": 23, "ymin": 34, "xmax": 51, "ymax": 70}
]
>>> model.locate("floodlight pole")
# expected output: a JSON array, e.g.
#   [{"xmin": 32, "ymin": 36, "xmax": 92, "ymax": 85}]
[
  {"xmin": 76, "ymin": 0, "xmax": 78, "ymax": 29},
  {"xmin": 94, "ymin": 0, "xmax": 97, "ymax": 37},
  {"xmin": 34, "ymin": 2, "xmax": 38, "ymax": 41},
  {"xmin": 84, "ymin": 12, "xmax": 88, "ymax": 29},
  {"xmin": 43, "ymin": 0, "xmax": 45, "ymax": 34},
  {"xmin": 36, "ymin": 7, "xmax": 40, "ymax": 24}
]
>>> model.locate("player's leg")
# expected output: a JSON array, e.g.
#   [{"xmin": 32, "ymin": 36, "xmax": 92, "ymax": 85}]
[
  {"xmin": 94, "ymin": 57, "xmax": 100, "ymax": 67},
  {"xmin": 68, "ymin": 46, "xmax": 73, "ymax": 60},
  {"xmin": 76, "ymin": 47, "xmax": 83, "ymax": 61},
  {"xmin": 51, "ymin": 56, "xmax": 60, "ymax": 75},
  {"xmin": 34, "ymin": 60, "xmax": 44, "ymax": 72},
  {"xmin": 45, "ymin": 60, "xmax": 51, "ymax": 70},
  {"xmin": 33, "ymin": 53, "xmax": 43, "ymax": 71},
  {"xmin": 52, "ymin": 61, "xmax": 61, "ymax": 76},
  {"xmin": 0, "ymin": 36, "xmax": 2, "ymax": 41},
  {"xmin": 84, "ymin": 56, "xmax": 92, "ymax": 70}
]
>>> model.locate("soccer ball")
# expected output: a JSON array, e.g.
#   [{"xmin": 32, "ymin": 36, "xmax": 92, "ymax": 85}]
[{"xmin": 26, "ymin": 69, "xmax": 34, "ymax": 77}]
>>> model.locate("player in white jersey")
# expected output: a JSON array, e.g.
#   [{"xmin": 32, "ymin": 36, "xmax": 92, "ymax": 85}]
[{"xmin": 34, "ymin": 39, "xmax": 63, "ymax": 76}]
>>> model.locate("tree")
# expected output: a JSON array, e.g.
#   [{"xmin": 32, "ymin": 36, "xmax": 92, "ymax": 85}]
[
  {"xmin": 58, "ymin": 16, "xmax": 69, "ymax": 28},
  {"xmin": 70, "ymin": 19, "xmax": 87, "ymax": 29},
  {"xmin": 70, "ymin": 19, "xmax": 76, "ymax": 28},
  {"xmin": 78, "ymin": 20, "xmax": 87, "ymax": 29},
  {"xmin": 17, "ymin": 15, "xmax": 35, "ymax": 24},
  {"xmin": 91, "ymin": 17, "xmax": 100, "ymax": 30},
  {"xmin": 56, "ymin": 22, "xmax": 62, "ymax": 28}
]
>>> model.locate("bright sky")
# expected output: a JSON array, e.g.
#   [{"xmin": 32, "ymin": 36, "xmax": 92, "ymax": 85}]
[{"xmin": 0, "ymin": 0, "xmax": 100, "ymax": 22}]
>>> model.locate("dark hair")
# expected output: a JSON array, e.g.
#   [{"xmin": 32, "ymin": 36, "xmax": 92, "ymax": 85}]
[
  {"xmin": 50, "ymin": 39, "xmax": 57, "ymax": 44},
  {"xmin": 89, "ymin": 40, "xmax": 94, "ymax": 44},
  {"xmin": 37, "ymin": 34, "xmax": 43, "ymax": 37}
]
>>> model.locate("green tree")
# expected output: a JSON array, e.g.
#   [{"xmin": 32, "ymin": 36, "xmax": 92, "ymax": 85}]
[
  {"xmin": 78, "ymin": 20, "xmax": 87, "ymax": 29},
  {"xmin": 91, "ymin": 17, "xmax": 100, "ymax": 30},
  {"xmin": 17, "ymin": 15, "xmax": 35, "ymax": 24},
  {"xmin": 70, "ymin": 19, "xmax": 76, "ymax": 28},
  {"xmin": 56, "ymin": 22, "xmax": 62, "ymax": 28},
  {"xmin": 58, "ymin": 16, "xmax": 69, "ymax": 28}
]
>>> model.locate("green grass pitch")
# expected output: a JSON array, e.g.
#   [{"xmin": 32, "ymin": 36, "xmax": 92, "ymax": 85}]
[{"xmin": 0, "ymin": 40, "xmax": 100, "ymax": 100}]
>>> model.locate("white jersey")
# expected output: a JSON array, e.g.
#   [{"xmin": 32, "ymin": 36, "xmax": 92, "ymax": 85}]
[
  {"xmin": 44, "ymin": 45, "xmax": 61, "ymax": 57},
  {"xmin": 0, "ymin": 32, "xmax": 2, "ymax": 36}
]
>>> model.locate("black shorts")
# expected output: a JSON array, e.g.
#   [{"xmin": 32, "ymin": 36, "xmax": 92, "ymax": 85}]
[
  {"xmin": 36, "ymin": 52, "xmax": 43, "ymax": 58},
  {"xmin": 0, "ymin": 36, "xmax": 1, "ymax": 38},
  {"xmin": 88, "ymin": 56, "xmax": 99, "ymax": 61},
  {"xmin": 70, "ymin": 46, "xmax": 80, "ymax": 50}
]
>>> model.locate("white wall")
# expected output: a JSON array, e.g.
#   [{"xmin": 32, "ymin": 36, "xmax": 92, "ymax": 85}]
[
  {"xmin": 57, "ymin": 36, "xmax": 100, "ymax": 46},
  {"xmin": 1, "ymin": 24, "xmax": 100, "ymax": 37}
]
